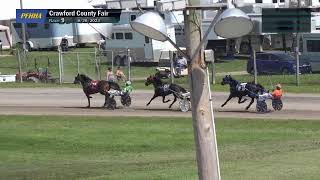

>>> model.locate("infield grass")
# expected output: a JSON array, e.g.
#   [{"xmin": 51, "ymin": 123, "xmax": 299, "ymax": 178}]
[
  {"xmin": 1, "ymin": 115, "xmax": 320, "ymax": 179},
  {"xmin": 1, "ymin": 50, "xmax": 320, "ymax": 93}
]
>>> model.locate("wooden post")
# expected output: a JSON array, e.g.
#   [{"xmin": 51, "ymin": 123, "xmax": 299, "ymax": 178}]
[
  {"xmin": 296, "ymin": 1, "xmax": 300, "ymax": 86},
  {"xmin": 211, "ymin": 51, "xmax": 215, "ymax": 84},
  {"xmin": 253, "ymin": 50, "xmax": 257, "ymax": 84},
  {"xmin": 184, "ymin": 4, "xmax": 220, "ymax": 180},
  {"xmin": 296, "ymin": 35, "xmax": 300, "ymax": 86},
  {"xmin": 127, "ymin": 49, "xmax": 131, "ymax": 81},
  {"xmin": 20, "ymin": 0, "xmax": 27, "ymax": 55},
  {"xmin": 58, "ymin": 47, "xmax": 62, "ymax": 84},
  {"xmin": 169, "ymin": 51, "xmax": 174, "ymax": 83},
  {"xmin": 17, "ymin": 49, "xmax": 23, "ymax": 83}
]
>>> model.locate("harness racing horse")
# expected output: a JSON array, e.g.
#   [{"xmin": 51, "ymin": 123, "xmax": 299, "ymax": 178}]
[
  {"xmin": 145, "ymin": 75, "xmax": 188, "ymax": 108},
  {"xmin": 221, "ymin": 75, "xmax": 265, "ymax": 110},
  {"xmin": 74, "ymin": 74, "xmax": 121, "ymax": 108}
]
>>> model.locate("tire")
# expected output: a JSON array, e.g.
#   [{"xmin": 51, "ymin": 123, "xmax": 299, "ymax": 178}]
[
  {"xmin": 240, "ymin": 42, "xmax": 251, "ymax": 54},
  {"xmin": 121, "ymin": 94, "xmax": 131, "ymax": 107},
  {"xmin": 256, "ymin": 101, "xmax": 268, "ymax": 113},
  {"xmin": 26, "ymin": 42, "xmax": 32, "ymax": 52},
  {"xmin": 281, "ymin": 68, "xmax": 290, "ymax": 75},
  {"xmin": 106, "ymin": 97, "xmax": 116, "ymax": 110},
  {"xmin": 249, "ymin": 68, "xmax": 258, "ymax": 75},
  {"xmin": 27, "ymin": 76, "xmax": 39, "ymax": 83},
  {"xmin": 121, "ymin": 56, "xmax": 127, "ymax": 66},
  {"xmin": 114, "ymin": 56, "xmax": 122, "ymax": 66},
  {"xmin": 272, "ymin": 99, "xmax": 283, "ymax": 111},
  {"xmin": 179, "ymin": 99, "xmax": 190, "ymax": 112}
]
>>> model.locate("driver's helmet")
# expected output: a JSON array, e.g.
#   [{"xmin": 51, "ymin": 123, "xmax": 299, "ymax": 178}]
[
  {"xmin": 125, "ymin": 81, "xmax": 131, "ymax": 86},
  {"xmin": 275, "ymin": 84, "xmax": 282, "ymax": 90}
]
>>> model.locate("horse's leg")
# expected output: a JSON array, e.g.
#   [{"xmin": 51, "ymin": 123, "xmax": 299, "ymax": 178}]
[
  {"xmin": 103, "ymin": 94, "xmax": 108, "ymax": 107},
  {"xmin": 238, "ymin": 96, "xmax": 247, "ymax": 104},
  {"xmin": 245, "ymin": 97, "xmax": 255, "ymax": 110},
  {"xmin": 86, "ymin": 94, "xmax": 91, "ymax": 108},
  {"xmin": 162, "ymin": 96, "xmax": 171, "ymax": 103},
  {"xmin": 169, "ymin": 95, "xmax": 177, "ymax": 108},
  {"xmin": 221, "ymin": 95, "xmax": 233, "ymax": 107},
  {"xmin": 146, "ymin": 94, "xmax": 157, "ymax": 106}
]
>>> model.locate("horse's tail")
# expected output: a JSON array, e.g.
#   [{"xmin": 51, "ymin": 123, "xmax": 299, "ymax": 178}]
[
  {"xmin": 108, "ymin": 81, "xmax": 121, "ymax": 91},
  {"xmin": 171, "ymin": 84, "xmax": 188, "ymax": 94},
  {"xmin": 179, "ymin": 86, "xmax": 188, "ymax": 93}
]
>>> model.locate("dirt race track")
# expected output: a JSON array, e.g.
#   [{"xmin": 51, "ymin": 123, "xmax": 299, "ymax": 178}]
[{"xmin": 0, "ymin": 88, "xmax": 319, "ymax": 120}]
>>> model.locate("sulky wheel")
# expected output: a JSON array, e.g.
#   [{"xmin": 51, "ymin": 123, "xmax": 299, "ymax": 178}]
[
  {"xmin": 106, "ymin": 96, "xmax": 116, "ymax": 110},
  {"xmin": 179, "ymin": 99, "xmax": 191, "ymax": 112},
  {"xmin": 256, "ymin": 101, "xmax": 268, "ymax": 113},
  {"xmin": 121, "ymin": 94, "xmax": 132, "ymax": 107},
  {"xmin": 272, "ymin": 99, "xmax": 283, "ymax": 111}
]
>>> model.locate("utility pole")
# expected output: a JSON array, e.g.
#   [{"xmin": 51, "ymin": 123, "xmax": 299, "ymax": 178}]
[
  {"xmin": 296, "ymin": 0, "xmax": 301, "ymax": 86},
  {"xmin": 253, "ymin": 50, "xmax": 257, "ymax": 84},
  {"xmin": 19, "ymin": 0, "xmax": 27, "ymax": 54},
  {"xmin": 184, "ymin": 1, "xmax": 220, "ymax": 179},
  {"xmin": 169, "ymin": 51, "xmax": 174, "ymax": 83}
]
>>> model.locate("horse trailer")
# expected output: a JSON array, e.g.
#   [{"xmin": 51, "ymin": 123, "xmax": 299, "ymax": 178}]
[
  {"xmin": 299, "ymin": 33, "xmax": 320, "ymax": 72},
  {"xmin": 100, "ymin": 10, "xmax": 177, "ymax": 65},
  {"xmin": 11, "ymin": 22, "xmax": 76, "ymax": 50},
  {"xmin": 11, "ymin": 22, "xmax": 112, "ymax": 50}
]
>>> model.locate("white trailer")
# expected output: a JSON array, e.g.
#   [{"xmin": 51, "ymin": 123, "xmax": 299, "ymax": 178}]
[
  {"xmin": 11, "ymin": 22, "xmax": 112, "ymax": 50},
  {"xmin": 298, "ymin": 33, "xmax": 320, "ymax": 72},
  {"xmin": 11, "ymin": 22, "xmax": 75, "ymax": 50},
  {"xmin": 101, "ymin": 10, "xmax": 177, "ymax": 65}
]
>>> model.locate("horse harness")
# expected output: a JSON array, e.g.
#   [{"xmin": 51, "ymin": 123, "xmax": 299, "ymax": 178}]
[
  {"xmin": 85, "ymin": 80, "xmax": 99, "ymax": 94},
  {"xmin": 159, "ymin": 84, "xmax": 170, "ymax": 92},
  {"xmin": 236, "ymin": 83, "xmax": 247, "ymax": 92}
]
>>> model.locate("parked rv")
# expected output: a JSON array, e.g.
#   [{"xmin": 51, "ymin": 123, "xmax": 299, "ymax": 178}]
[
  {"xmin": 100, "ymin": 10, "xmax": 177, "ymax": 65},
  {"xmin": 11, "ymin": 23, "xmax": 75, "ymax": 50},
  {"xmin": 299, "ymin": 33, "xmax": 320, "ymax": 72},
  {"xmin": 11, "ymin": 22, "xmax": 112, "ymax": 50}
]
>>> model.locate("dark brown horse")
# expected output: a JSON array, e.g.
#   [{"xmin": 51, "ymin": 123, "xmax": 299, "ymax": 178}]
[
  {"xmin": 145, "ymin": 75, "xmax": 188, "ymax": 108},
  {"xmin": 74, "ymin": 74, "xmax": 121, "ymax": 107}
]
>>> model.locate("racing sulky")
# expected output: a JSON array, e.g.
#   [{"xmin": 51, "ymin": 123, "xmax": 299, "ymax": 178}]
[
  {"xmin": 255, "ymin": 84, "xmax": 283, "ymax": 113},
  {"xmin": 220, "ymin": 75, "xmax": 265, "ymax": 110},
  {"xmin": 74, "ymin": 73, "xmax": 121, "ymax": 109},
  {"xmin": 145, "ymin": 75, "xmax": 190, "ymax": 111}
]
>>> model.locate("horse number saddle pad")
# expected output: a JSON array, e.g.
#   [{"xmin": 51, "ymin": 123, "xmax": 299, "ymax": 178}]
[{"xmin": 236, "ymin": 83, "xmax": 247, "ymax": 91}]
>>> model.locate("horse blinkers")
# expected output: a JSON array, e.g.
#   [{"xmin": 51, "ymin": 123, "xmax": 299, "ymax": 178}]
[
  {"xmin": 73, "ymin": 74, "xmax": 80, "ymax": 84},
  {"xmin": 145, "ymin": 75, "xmax": 153, "ymax": 86}
]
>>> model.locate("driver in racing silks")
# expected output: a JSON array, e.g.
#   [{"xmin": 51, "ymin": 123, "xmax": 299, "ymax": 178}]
[
  {"xmin": 258, "ymin": 84, "xmax": 283, "ymax": 101},
  {"xmin": 272, "ymin": 84, "xmax": 283, "ymax": 99},
  {"xmin": 122, "ymin": 81, "xmax": 133, "ymax": 94}
]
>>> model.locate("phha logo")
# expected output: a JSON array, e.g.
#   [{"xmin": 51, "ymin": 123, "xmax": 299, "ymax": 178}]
[
  {"xmin": 20, "ymin": 13, "xmax": 42, "ymax": 19},
  {"xmin": 16, "ymin": 9, "xmax": 47, "ymax": 23}
]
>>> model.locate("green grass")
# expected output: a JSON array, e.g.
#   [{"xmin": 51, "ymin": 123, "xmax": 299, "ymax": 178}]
[
  {"xmin": 213, "ymin": 59, "xmax": 247, "ymax": 73},
  {"xmin": 132, "ymin": 73, "xmax": 320, "ymax": 93},
  {"xmin": 1, "ymin": 115, "xmax": 320, "ymax": 179},
  {"xmin": 1, "ymin": 50, "xmax": 320, "ymax": 93},
  {"xmin": 0, "ymin": 49, "xmax": 246, "ymax": 80}
]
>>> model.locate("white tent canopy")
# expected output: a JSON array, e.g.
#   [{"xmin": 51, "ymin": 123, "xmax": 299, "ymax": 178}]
[{"xmin": 0, "ymin": 25, "xmax": 12, "ymax": 47}]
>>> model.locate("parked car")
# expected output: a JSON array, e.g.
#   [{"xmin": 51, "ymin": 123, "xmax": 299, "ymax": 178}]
[{"xmin": 247, "ymin": 51, "xmax": 312, "ymax": 74}]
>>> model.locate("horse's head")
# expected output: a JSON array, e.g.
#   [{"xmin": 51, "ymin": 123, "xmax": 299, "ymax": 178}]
[
  {"xmin": 221, "ymin": 75, "xmax": 233, "ymax": 85},
  {"xmin": 73, "ymin": 74, "xmax": 81, "ymax": 84},
  {"xmin": 145, "ymin": 75, "xmax": 155, "ymax": 86},
  {"xmin": 145, "ymin": 75, "xmax": 163, "ymax": 86},
  {"xmin": 74, "ymin": 74, "xmax": 91, "ymax": 84},
  {"xmin": 256, "ymin": 83, "xmax": 268, "ymax": 94}
]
